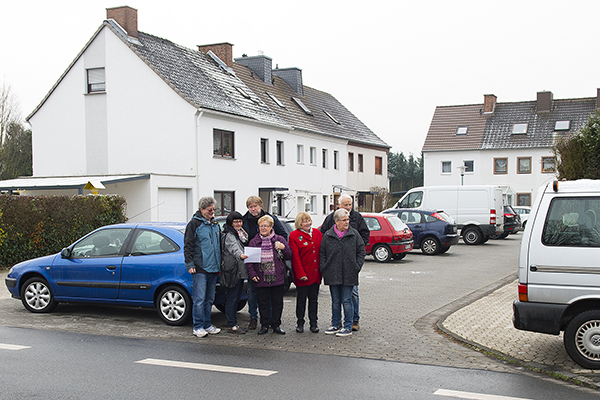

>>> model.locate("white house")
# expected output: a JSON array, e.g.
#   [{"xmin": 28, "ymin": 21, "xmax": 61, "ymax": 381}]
[
  {"xmin": 422, "ymin": 91, "xmax": 600, "ymax": 206},
  {"xmin": 0, "ymin": 6, "xmax": 389, "ymax": 224}
]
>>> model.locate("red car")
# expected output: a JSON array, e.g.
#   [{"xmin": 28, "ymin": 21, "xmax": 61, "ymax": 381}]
[{"xmin": 362, "ymin": 213, "xmax": 414, "ymax": 262}]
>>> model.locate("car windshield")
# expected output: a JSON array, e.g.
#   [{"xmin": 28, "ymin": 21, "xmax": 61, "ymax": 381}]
[{"xmin": 386, "ymin": 215, "xmax": 407, "ymax": 232}]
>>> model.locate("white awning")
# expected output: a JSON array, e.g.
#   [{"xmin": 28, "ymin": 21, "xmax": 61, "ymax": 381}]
[{"xmin": 0, "ymin": 174, "xmax": 150, "ymax": 192}]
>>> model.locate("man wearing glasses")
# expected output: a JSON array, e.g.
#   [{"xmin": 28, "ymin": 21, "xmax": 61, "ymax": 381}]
[{"xmin": 184, "ymin": 196, "xmax": 223, "ymax": 338}]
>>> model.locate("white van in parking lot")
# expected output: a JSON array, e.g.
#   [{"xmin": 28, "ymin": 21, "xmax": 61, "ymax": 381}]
[
  {"xmin": 513, "ymin": 179, "xmax": 600, "ymax": 369},
  {"xmin": 390, "ymin": 185, "xmax": 504, "ymax": 245}
]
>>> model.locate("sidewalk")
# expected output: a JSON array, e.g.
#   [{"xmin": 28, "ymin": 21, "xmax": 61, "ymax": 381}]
[{"xmin": 441, "ymin": 279, "xmax": 600, "ymax": 389}]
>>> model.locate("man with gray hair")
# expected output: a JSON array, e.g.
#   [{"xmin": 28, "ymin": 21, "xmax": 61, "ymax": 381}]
[
  {"xmin": 320, "ymin": 193, "xmax": 369, "ymax": 331},
  {"xmin": 184, "ymin": 196, "xmax": 222, "ymax": 338}
]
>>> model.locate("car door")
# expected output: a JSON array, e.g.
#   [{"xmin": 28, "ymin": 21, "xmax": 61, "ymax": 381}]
[
  {"xmin": 526, "ymin": 194, "xmax": 600, "ymax": 303},
  {"xmin": 119, "ymin": 228, "xmax": 186, "ymax": 302},
  {"xmin": 399, "ymin": 211, "xmax": 424, "ymax": 244},
  {"xmin": 363, "ymin": 216, "xmax": 384, "ymax": 253},
  {"xmin": 51, "ymin": 228, "xmax": 132, "ymax": 300}
]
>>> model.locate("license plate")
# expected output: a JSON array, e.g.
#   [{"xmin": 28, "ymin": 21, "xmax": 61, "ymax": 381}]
[{"xmin": 405, "ymin": 244, "xmax": 412, "ymax": 250}]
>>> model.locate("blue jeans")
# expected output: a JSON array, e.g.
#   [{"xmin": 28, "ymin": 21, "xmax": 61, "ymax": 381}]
[
  {"xmin": 247, "ymin": 283, "xmax": 259, "ymax": 320},
  {"xmin": 225, "ymin": 280, "xmax": 244, "ymax": 327},
  {"xmin": 352, "ymin": 285, "xmax": 360, "ymax": 323},
  {"xmin": 192, "ymin": 272, "xmax": 218, "ymax": 330},
  {"xmin": 329, "ymin": 285, "xmax": 354, "ymax": 331}
]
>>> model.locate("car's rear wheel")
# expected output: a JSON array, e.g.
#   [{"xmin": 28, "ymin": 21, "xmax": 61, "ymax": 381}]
[
  {"xmin": 372, "ymin": 244, "xmax": 392, "ymax": 263},
  {"xmin": 157, "ymin": 285, "xmax": 191, "ymax": 326},
  {"xmin": 21, "ymin": 277, "xmax": 58, "ymax": 313},
  {"xmin": 420, "ymin": 237, "xmax": 440, "ymax": 255},
  {"xmin": 462, "ymin": 227, "xmax": 482, "ymax": 245},
  {"xmin": 564, "ymin": 310, "xmax": 600, "ymax": 369}
]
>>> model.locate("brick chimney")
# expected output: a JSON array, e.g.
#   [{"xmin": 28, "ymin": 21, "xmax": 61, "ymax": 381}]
[
  {"xmin": 197, "ymin": 43, "xmax": 234, "ymax": 68},
  {"xmin": 537, "ymin": 91, "xmax": 553, "ymax": 112},
  {"xmin": 106, "ymin": 6, "xmax": 138, "ymax": 38},
  {"xmin": 235, "ymin": 55, "xmax": 272, "ymax": 84},
  {"xmin": 483, "ymin": 94, "xmax": 497, "ymax": 113}
]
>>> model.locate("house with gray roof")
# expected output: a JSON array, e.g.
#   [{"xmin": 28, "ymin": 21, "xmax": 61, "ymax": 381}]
[
  {"xmin": 0, "ymin": 6, "xmax": 389, "ymax": 223},
  {"xmin": 422, "ymin": 91, "xmax": 600, "ymax": 206}
]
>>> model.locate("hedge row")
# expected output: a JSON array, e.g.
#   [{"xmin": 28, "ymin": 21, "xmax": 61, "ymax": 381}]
[{"xmin": 0, "ymin": 195, "xmax": 127, "ymax": 269}]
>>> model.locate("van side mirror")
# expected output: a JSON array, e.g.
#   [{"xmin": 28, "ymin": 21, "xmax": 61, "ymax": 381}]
[{"xmin": 61, "ymin": 248, "xmax": 72, "ymax": 258}]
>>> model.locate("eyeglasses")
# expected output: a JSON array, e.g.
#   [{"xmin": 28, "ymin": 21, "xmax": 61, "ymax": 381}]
[{"xmin": 259, "ymin": 224, "xmax": 271, "ymax": 228}]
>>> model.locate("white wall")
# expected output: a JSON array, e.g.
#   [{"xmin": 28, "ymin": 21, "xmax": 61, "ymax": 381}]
[
  {"xmin": 346, "ymin": 144, "xmax": 388, "ymax": 191},
  {"xmin": 424, "ymin": 148, "xmax": 557, "ymax": 206}
]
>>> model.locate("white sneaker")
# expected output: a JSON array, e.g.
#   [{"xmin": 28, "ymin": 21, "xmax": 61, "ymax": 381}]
[
  {"xmin": 336, "ymin": 328, "xmax": 353, "ymax": 337},
  {"xmin": 193, "ymin": 328, "xmax": 208, "ymax": 338},
  {"xmin": 205, "ymin": 325, "xmax": 221, "ymax": 335}
]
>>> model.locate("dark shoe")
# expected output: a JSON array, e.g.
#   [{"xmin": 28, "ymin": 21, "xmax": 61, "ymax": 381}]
[
  {"xmin": 248, "ymin": 318, "xmax": 258, "ymax": 330},
  {"xmin": 257, "ymin": 326, "xmax": 269, "ymax": 335},
  {"xmin": 352, "ymin": 321, "xmax": 360, "ymax": 331},
  {"xmin": 228, "ymin": 325, "xmax": 247, "ymax": 334},
  {"xmin": 310, "ymin": 325, "xmax": 320, "ymax": 333},
  {"xmin": 272, "ymin": 326, "xmax": 286, "ymax": 335},
  {"xmin": 296, "ymin": 325, "xmax": 304, "ymax": 333}
]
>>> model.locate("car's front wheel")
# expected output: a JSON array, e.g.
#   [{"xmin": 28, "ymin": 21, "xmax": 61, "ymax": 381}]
[
  {"xmin": 157, "ymin": 285, "xmax": 192, "ymax": 326},
  {"xmin": 564, "ymin": 310, "xmax": 600, "ymax": 369},
  {"xmin": 372, "ymin": 244, "xmax": 392, "ymax": 263},
  {"xmin": 21, "ymin": 277, "xmax": 58, "ymax": 313},
  {"xmin": 420, "ymin": 237, "xmax": 440, "ymax": 255}
]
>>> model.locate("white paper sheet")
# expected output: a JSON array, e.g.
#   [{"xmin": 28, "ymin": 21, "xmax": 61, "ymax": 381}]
[{"xmin": 243, "ymin": 247, "xmax": 261, "ymax": 263}]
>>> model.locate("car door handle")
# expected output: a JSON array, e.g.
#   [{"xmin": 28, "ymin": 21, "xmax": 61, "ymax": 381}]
[{"xmin": 106, "ymin": 265, "xmax": 117, "ymax": 270}]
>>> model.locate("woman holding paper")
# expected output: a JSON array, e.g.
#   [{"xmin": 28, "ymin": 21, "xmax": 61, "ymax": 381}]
[
  {"xmin": 220, "ymin": 211, "xmax": 249, "ymax": 334},
  {"xmin": 246, "ymin": 215, "xmax": 292, "ymax": 335}
]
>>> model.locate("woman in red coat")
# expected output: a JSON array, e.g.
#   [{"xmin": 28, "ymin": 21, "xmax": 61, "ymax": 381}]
[{"xmin": 289, "ymin": 212, "xmax": 323, "ymax": 333}]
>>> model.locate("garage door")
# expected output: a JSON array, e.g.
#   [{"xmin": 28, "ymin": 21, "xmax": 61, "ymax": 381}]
[{"xmin": 158, "ymin": 189, "xmax": 188, "ymax": 222}]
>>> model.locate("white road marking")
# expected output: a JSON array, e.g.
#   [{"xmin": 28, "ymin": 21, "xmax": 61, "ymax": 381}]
[
  {"xmin": 135, "ymin": 358, "xmax": 277, "ymax": 376},
  {"xmin": 434, "ymin": 389, "xmax": 532, "ymax": 400},
  {"xmin": 0, "ymin": 343, "xmax": 31, "ymax": 351}
]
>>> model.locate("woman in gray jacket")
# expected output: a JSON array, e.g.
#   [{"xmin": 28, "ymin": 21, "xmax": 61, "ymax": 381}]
[
  {"xmin": 221, "ymin": 211, "xmax": 249, "ymax": 333},
  {"xmin": 320, "ymin": 208, "xmax": 365, "ymax": 337}
]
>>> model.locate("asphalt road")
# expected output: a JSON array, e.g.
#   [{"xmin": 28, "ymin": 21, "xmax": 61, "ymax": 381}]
[{"xmin": 2, "ymin": 325, "xmax": 598, "ymax": 400}]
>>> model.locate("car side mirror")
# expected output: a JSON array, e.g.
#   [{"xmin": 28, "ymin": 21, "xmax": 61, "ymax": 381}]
[{"xmin": 61, "ymin": 248, "xmax": 72, "ymax": 258}]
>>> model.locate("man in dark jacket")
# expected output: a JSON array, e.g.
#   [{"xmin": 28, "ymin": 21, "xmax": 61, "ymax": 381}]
[
  {"xmin": 242, "ymin": 195, "xmax": 288, "ymax": 330},
  {"xmin": 320, "ymin": 194, "xmax": 369, "ymax": 331},
  {"xmin": 184, "ymin": 196, "xmax": 222, "ymax": 338}
]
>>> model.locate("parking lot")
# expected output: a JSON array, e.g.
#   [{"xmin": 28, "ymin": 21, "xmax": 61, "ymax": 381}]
[{"xmin": 1, "ymin": 235, "xmax": 523, "ymax": 374}]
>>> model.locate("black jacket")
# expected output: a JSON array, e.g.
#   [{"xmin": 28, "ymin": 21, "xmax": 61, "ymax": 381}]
[{"xmin": 320, "ymin": 209, "xmax": 370, "ymax": 247}]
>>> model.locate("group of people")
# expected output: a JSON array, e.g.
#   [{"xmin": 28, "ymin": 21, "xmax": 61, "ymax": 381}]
[{"xmin": 183, "ymin": 194, "xmax": 369, "ymax": 338}]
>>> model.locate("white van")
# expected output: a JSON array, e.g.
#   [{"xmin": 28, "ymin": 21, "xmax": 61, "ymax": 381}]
[
  {"xmin": 391, "ymin": 185, "xmax": 504, "ymax": 245},
  {"xmin": 513, "ymin": 179, "xmax": 600, "ymax": 369}
]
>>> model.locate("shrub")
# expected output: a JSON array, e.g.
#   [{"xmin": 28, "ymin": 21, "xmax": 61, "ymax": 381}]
[{"xmin": 0, "ymin": 195, "xmax": 126, "ymax": 268}]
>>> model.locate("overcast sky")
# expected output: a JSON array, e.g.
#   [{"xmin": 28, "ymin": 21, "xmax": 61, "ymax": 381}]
[{"xmin": 1, "ymin": 1, "xmax": 599, "ymax": 156}]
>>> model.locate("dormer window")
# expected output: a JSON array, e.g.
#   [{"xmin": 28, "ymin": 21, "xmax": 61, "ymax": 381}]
[
  {"xmin": 554, "ymin": 120, "xmax": 570, "ymax": 131},
  {"xmin": 512, "ymin": 123, "xmax": 528, "ymax": 135},
  {"xmin": 456, "ymin": 126, "xmax": 468, "ymax": 135},
  {"xmin": 291, "ymin": 97, "xmax": 312, "ymax": 115},
  {"xmin": 87, "ymin": 68, "xmax": 105, "ymax": 93}
]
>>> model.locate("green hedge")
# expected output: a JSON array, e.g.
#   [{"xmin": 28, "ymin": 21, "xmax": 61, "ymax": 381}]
[{"xmin": 0, "ymin": 195, "xmax": 127, "ymax": 269}]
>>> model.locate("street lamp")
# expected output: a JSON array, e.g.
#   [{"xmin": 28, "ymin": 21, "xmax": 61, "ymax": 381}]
[{"xmin": 457, "ymin": 165, "xmax": 466, "ymax": 186}]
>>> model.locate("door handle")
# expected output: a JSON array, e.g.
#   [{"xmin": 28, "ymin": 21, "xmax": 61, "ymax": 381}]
[{"xmin": 106, "ymin": 265, "xmax": 117, "ymax": 270}]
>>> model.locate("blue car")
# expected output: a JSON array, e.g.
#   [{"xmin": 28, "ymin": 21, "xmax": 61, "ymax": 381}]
[
  {"xmin": 382, "ymin": 209, "xmax": 459, "ymax": 255},
  {"xmin": 4, "ymin": 222, "xmax": 247, "ymax": 325}
]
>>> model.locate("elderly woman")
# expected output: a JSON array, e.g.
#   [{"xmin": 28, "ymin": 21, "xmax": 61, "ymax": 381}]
[
  {"xmin": 221, "ymin": 211, "xmax": 249, "ymax": 334},
  {"xmin": 246, "ymin": 215, "xmax": 292, "ymax": 335},
  {"xmin": 319, "ymin": 208, "xmax": 365, "ymax": 337},
  {"xmin": 289, "ymin": 212, "xmax": 322, "ymax": 333}
]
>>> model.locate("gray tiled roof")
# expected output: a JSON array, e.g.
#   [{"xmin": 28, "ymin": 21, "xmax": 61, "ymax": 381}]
[
  {"xmin": 130, "ymin": 31, "xmax": 289, "ymax": 128},
  {"xmin": 233, "ymin": 63, "xmax": 389, "ymax": 148},
  {"xmin": 482, "ymin": 98, "xmax": 596, "ymax": 150},
  {"xmin": 422, "ymin": 97, "xmax": 597, "ymax": 153}
]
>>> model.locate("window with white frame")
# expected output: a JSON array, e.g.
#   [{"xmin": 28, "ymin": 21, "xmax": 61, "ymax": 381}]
[
  {"xmin": 494, "ymin": 157, "xmax": 507, "ymax": 174},
  {"xmin": 87, "ymin": 68, "xmax": 105, "ymax": 93},
  {"xmin": 213, "ymin": 129, "xmax": 234, "ymax": 158},
  {"xmin": 348, "ymin": 152, "xmax": 354, "ymax": 171},
  {"xmin": 309, "ymin": 147, "xmax": 317, "ymax": 165},
  {"xmin": 322, "ymin": 149, "xmax": 328, "ymax": 168},
  {"xmin": 296, "ymin": 144, "xmax": 304, "ymax": 164},
  {"xmin": 441, "ymin": 161, "xmax": 451, "ymax": 173},
  {"xmin": 512, "ymin": 123, "xmax": 528, "ymax": 135},
  {"xmin": 463, "ymin": 160, "xmax": 474, "ymax": 172},
  {"xmin": 358, "ymin": 154, "xmax": 364, "ymax": 172},
  {"xmin": 305, "ymin": 195, "xmax": 316, "ymax": 213},
  {"xmin": 276, "ymin": 141, "xmax": 284, "ymax": 165},
  {"xmin": 333, "ymin": 150, "xmax": 339, "ymax": 170},
  {"xmin": 260, "ymin": 138, "xmax": 269, "ymax": 163}
]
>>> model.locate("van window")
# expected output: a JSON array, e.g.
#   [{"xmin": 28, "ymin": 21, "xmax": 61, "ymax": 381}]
[
  {"xmin": 400, "ymin": 191, "xmax": 423, "ymax": 208},
  {"xmin": 542, "ymin": 197, "xmax": 600, "ymax": 247}
]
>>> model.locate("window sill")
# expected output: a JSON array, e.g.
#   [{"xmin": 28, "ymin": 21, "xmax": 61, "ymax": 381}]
[{"xmin": 213, "ymin": 155, "xmax": 235, "ymax": 160}]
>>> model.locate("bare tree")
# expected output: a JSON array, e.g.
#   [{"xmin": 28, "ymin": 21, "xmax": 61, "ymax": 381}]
[{"xmin": 0, "ymin": 81, "xmax": 22, "ymax": 148}]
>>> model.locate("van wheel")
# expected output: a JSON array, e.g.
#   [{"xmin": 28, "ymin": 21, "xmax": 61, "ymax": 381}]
[
  {"xmin": 372, "ymin": 244, "xmax": 392, "ymax": 263},
  {"xmin": 421, "ymin": 237, "xmax": 440, "ymax": 255},
  {"xmin": 564, "ymin": 310, "xmax": 600, "ymax": 369},
  {"xmin": 462, "ymin": 228, "xmax": 482, "ymax": 245}
]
